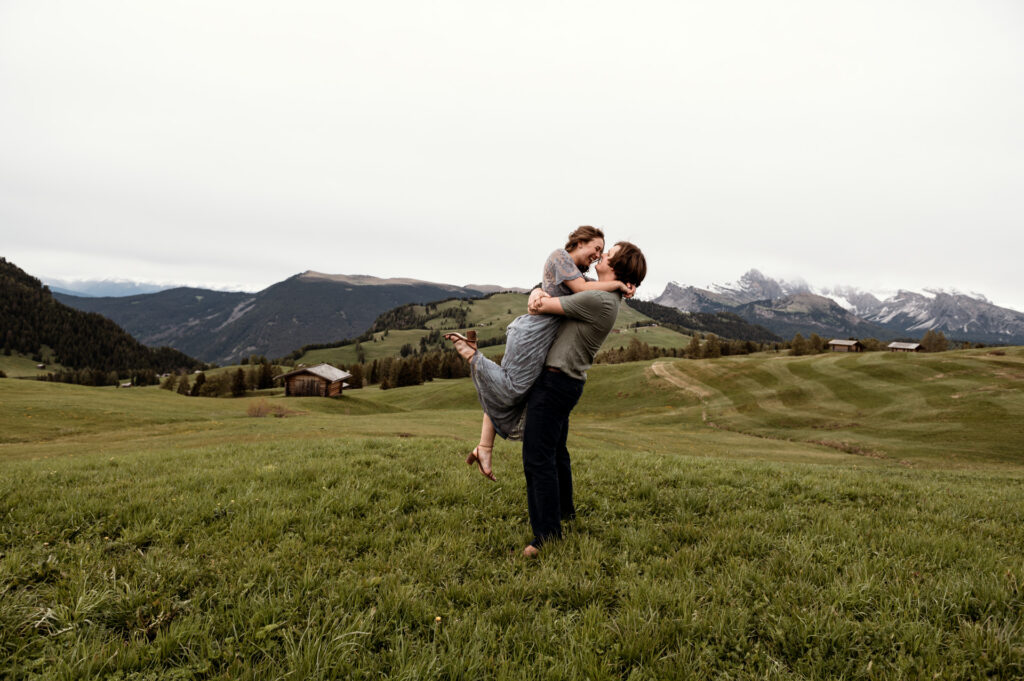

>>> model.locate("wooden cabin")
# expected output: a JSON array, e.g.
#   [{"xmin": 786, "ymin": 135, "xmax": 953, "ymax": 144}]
[
  {"xmin": 828, "ymin": 339, "xmax": 864, "ymax": 352},
  {"xmin": 887, "ymin": 342, "xmax": 922, "ymax": 353},
  {"xmin": 276, "ymin": 363, "xmax": 352, "ymax": 397}
]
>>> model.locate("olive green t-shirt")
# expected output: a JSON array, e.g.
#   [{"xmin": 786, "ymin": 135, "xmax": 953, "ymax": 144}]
[{"xmin": 544, "ymin": 289, "xmax": 622, "ymax": 381}]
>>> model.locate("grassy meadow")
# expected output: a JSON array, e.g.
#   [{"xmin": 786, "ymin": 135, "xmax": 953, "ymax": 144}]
[
  {"xmin": 0, "ymin": 349, "xmax": 65, "ymax": 379},
  {"xmin": 1, "ymin": 349, "xmax": 1023, "ymax": 679},
  {"xmin": 297, "ymin": 292, "xmax": 691, "ymax": 366}
]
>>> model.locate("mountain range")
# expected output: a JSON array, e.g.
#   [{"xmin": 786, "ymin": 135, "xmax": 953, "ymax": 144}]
[
  {"xmin": 54, "ymin": 272, "xmax": 524, "ymax": 364},
  {"xmin": 653, "ymin": 270, "xmax": 1024, "ymax": 344},
  {"xmin": 42, "ymin": 278, "xmax": 175, "ymax": 298},
  {"xmin": 38, "ymin": 263, "xmax": 1024, "ymax": 364}
]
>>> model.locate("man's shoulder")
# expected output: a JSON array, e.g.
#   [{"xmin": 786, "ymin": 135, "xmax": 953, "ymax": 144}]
[
  {"xmin": 576, "ymin": 289, "xmax": 620, "ymax": 305},
  {"xmin": 561, "ymin": 289, "xmax": 620, "ymax": 316}
]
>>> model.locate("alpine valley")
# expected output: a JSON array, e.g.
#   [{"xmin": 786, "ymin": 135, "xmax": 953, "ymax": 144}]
[
  {"xmin": 653, "ymin": 269, "xmax": 1024, "ymax": 345},
  {"xmin": 34, "ymin": 263, "xmax": 1024, "ymax": 365}
]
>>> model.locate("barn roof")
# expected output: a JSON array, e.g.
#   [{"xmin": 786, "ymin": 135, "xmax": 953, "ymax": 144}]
[
  {"xmin": 276, "ymin": 363, "xmax": 352, "ymax": 382},
  {"xmin": 828, "ymin": 339, "xmax": 862, "ymax": 346},
  {"xmin": 888, "ymin": 342, "xmax": 921, "ymax": 350}
]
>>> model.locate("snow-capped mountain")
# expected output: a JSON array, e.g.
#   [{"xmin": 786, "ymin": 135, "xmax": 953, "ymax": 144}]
[
  {"xmin": 655, "ymin": 269, "xmax": 1024, "ymax": 343},
  {"xmin": 866, "ymin": 290, "xmax": 1024, "ymax": 343},
  {"xmin": 708, "ymin": 269, "xmax": 812, "ymax": 303}
]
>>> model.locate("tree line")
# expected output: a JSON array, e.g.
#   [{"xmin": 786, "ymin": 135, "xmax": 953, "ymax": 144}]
[
  {"xmin": 161, "ymin": 358, "xmax": 279, "ymax": 398},
  {"xmin": 596, "ymin": 334, "xmax": 768, "ymax": 364},
  {"xmin": 786, "ymin": 329, "xmax": 963, "ymax": 356},
  {"xmin": 338, "ymin": 348, "xmax": 473, "ymax": 390}
]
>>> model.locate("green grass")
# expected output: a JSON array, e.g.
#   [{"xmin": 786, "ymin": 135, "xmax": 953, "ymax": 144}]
[
  {"xmin": 655, "ymin": 348, "xmax": 1024, "ymax": 468},
  {"xmin": 1, "ymin": 351, "xmax": 1023, "ymax": 679},
  {"xmin": 0, "ymin": 350, "xmax": 66, "ymax": 378}
]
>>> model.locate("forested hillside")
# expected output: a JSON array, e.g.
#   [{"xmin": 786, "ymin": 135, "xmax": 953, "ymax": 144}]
[
  {"xmin": 0, "ymin": 258, "xmax": 202, "ymax": 375},
  {"xmin": 624, "ymin": 298, "xmax": 781, "ymax": 342}
]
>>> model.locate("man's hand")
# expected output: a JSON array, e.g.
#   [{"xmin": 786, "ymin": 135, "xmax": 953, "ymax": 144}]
[{"xmin": 621, "ymin": 283, "xmax": 637, "ymax": 299}]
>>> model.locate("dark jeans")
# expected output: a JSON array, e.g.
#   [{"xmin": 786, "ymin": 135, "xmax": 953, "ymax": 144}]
[{"xmin": 522, "ymin": 370, "xmax": 585, "ymax": 547}]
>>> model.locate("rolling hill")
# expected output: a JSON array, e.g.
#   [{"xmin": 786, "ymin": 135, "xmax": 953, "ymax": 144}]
[{"xmin": 290, "ymin": 292, "xmax": 698, "ymax": 367}]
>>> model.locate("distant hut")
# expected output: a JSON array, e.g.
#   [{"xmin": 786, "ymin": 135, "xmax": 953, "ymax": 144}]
[
  {"xmin": 888, "ymin": 342, "xmax": 922, "ymax": 353},
  {"xmin": 828, "ymin": 339, "xmax": 864, "ymax": 353},
  {"xmin": 276, "ymin": 363, "xmax": 352, "ymax": 397}
]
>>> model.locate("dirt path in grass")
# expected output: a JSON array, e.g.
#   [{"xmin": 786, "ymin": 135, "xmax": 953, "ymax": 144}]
[
  {"xmin": 650, "ymin": 361, "xmax": 896, "ymax": 464},
  {"xmin": 650, "ymin": 362, "xmax": 714, "ymax": 399}
]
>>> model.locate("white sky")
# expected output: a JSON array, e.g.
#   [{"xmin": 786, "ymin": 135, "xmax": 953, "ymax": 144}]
[{"xmin": 2, "ymin": 1, "xmax": 1022, "ymax": 308}]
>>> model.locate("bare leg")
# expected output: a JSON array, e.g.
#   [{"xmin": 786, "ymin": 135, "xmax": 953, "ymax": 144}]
[
  {"xmin": 466, "ymin": 413, "xmax": 496, "ymax": 482},
  {"xmin": 479, "ymin": 413, "xmax": 496, "ymax": 450}
]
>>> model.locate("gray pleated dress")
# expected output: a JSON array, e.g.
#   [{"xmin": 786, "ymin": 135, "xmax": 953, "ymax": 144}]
[{"xmin": 469, "ymin": 249, "xmax": 585, "ymax": 440}]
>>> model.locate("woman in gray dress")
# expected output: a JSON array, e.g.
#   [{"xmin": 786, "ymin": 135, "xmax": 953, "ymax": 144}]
[{"xmin": 446, "ymin": 226, "xmax": 634, "ymax": 480}]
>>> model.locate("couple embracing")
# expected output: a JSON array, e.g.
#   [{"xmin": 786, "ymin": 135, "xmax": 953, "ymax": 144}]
[{"xmin": 446, "ymin": 226, "xmax": 647, "ymax": 557}]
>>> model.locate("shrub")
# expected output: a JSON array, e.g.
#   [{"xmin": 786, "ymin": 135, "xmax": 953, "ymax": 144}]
[{"xmin": 246, "ymin": 398, "xmax": 291, "ymax": 418}]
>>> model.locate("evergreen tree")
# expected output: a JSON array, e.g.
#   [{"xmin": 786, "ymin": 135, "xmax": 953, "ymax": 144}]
[
  {"xmin": 347, "ymin": 363, "xmax": 364, "ymax": 388},
  {"xmin": 921, "ymin": 329, "xmax": 949, "ymax": 352},
  {"xmin": 704, "ymin": 333, "xmax": 722, "ymax": 359},
  {"xmin": 231, "ymin": 368, "xmax": 246, "ymax": 397},
  {"xmin": 160, "ymin": 373, "xmax": 176, "ymax": 390},
  {"xmin": 790, "ymin": 333, "xmax": 809, "ymax": 356},
  {"xmin": 177, "ymin": 374, "xmax": 191, "ymax": 395},
  {"xmin": 190, "ymin": 372, "xmax": 206, "ymax": 396},
  {"xmin": 420, "ymin": 354, "xmax": 437, "ymax": 382},
  {"xmin": 686, "ymin": 335, "xmax": 703, "ymax": 359},
  {"xmin": 258, "ymin": 361, "xmax": 275, "ymax": 390},
  {"xmin": 809, "ymin": 333, "xmax": 825, "ymax": 354}
]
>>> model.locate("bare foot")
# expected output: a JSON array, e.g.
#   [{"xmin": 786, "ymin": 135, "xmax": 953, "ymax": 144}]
[
  {"xmin": 522, "ymin": 544, "xmax": 540, "ymax": 558},
  {"xmin": 466, "ymin": 445, "xmax": 496, "ymax": 481}
]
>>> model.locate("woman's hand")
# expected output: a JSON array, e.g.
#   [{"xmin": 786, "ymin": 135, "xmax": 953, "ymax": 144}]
[
  {"xmin": 619, "ymin": 282, "xmax": 637, "ymax": 298},
  {"xmin": 528, "ymin": 289, "xmax": 551, "ymax": 314}
]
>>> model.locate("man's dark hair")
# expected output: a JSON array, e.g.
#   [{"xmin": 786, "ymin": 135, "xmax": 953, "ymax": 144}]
[{"xmin": 609, "ymin": 241, "xmax": 646, "ymax": 288}]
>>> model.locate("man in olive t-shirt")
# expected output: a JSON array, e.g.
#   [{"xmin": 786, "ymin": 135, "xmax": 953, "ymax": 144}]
[{"xmin": 522, "ymin": 241, "xmax": 646, "ymax": 557}]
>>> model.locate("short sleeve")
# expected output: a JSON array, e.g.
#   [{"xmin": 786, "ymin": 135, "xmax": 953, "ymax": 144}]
[
  {"xmin": 560, "ymin": 290, "xmax": 616, "ymax": 323},
  {"xmin": 542, "ymin": 249, "xmax": 583, "ymax": 296}
]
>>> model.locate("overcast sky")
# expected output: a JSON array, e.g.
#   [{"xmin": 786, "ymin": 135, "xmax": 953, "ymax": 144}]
[{"xmin": 2, "ymin": 1, "xmax": 1022, "ymax": 308}]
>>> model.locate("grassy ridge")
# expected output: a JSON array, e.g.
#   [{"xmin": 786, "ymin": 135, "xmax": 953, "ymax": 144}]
[
  {"xmin": 297, "ymin": 293, "xmax": 692, "ymax": 367},
  {"xmin": 656, "ymin": 348, "xmax": 1024, "ymax": 468},
  {"xmin": 1, "ymin": 352, "xmax": 1023, "ymax": 678},
  {"xmin": 0, "ymin": 350, "xmax": 65, "ymax": 378}
]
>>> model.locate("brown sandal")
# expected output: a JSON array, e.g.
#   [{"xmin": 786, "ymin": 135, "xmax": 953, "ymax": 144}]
[
  {"xmin": 445, "ymin": 330, "xmax": 477, "ymax": 350},
  {"xmin": 466, "ymin": 444, "xmax": 496, "ymax": 482}
]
